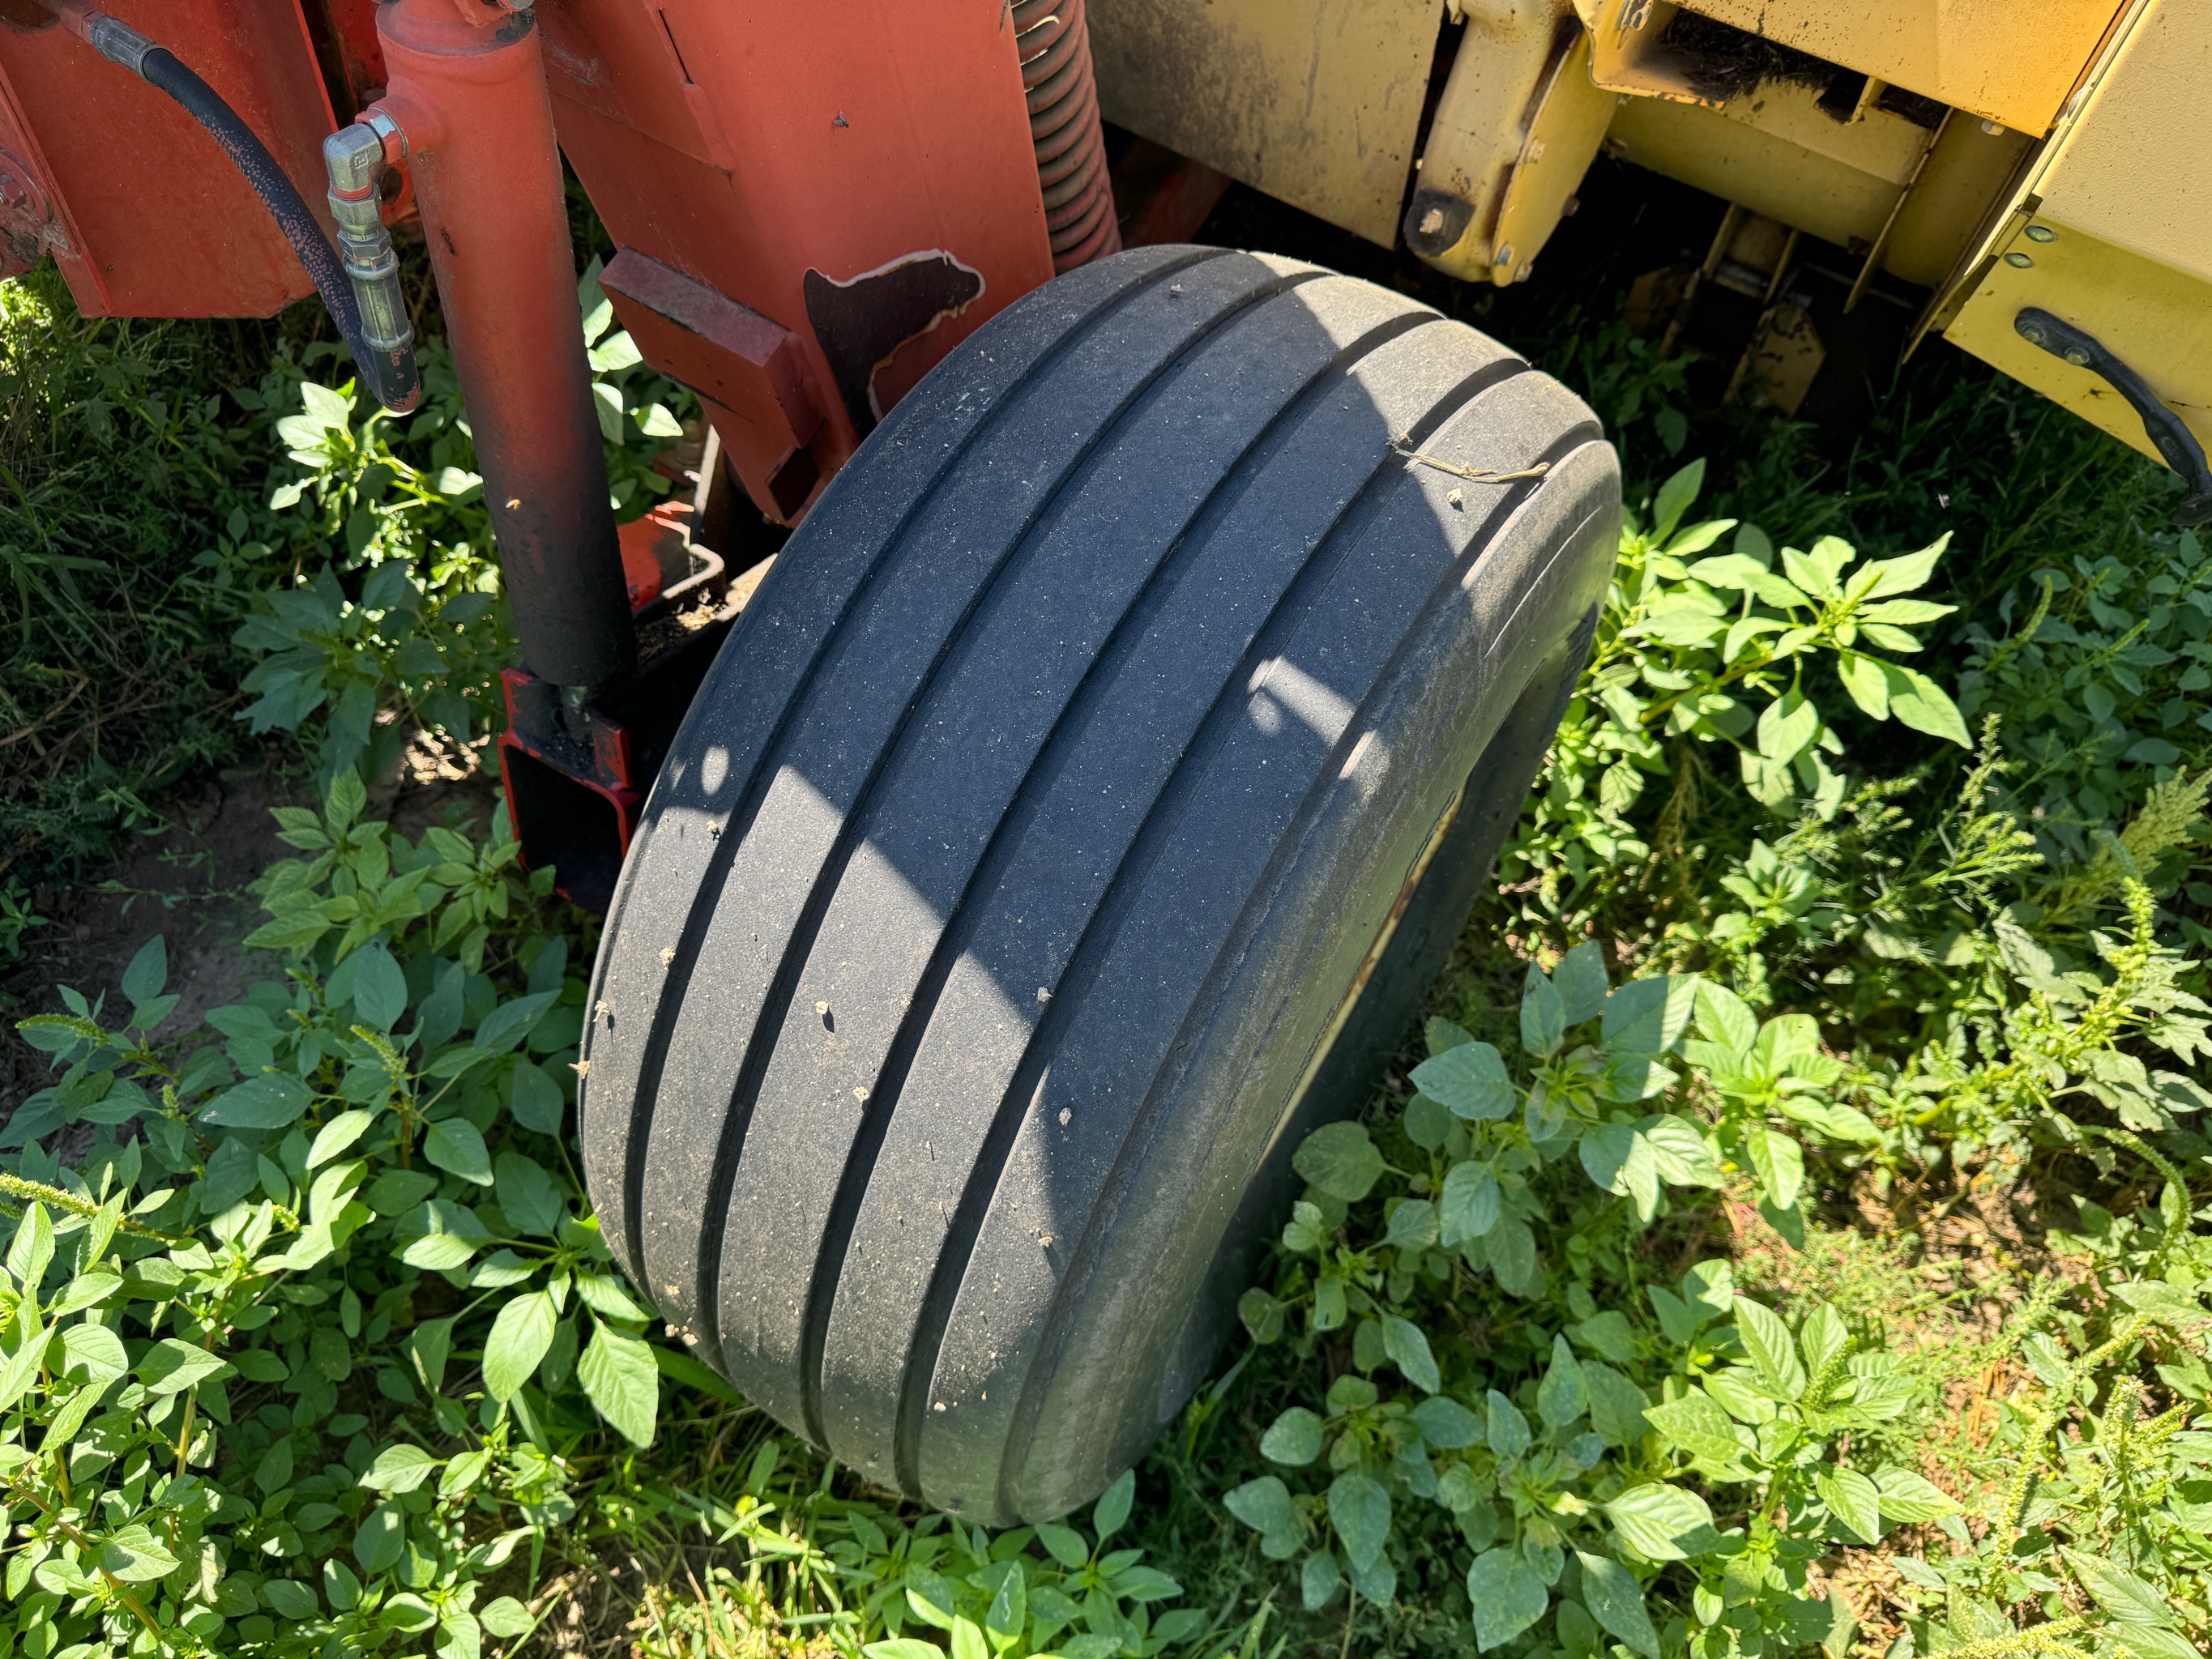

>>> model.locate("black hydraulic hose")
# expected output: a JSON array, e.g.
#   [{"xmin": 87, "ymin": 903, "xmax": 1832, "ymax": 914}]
[{"xmin": 59, "ymin": 6, "xmax": 421, "ymax": 412}]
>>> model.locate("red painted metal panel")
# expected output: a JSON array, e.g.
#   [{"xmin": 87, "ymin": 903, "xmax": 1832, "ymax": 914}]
[
  {"xmin": 538, "ymin": 0, "xmax": 1056, "ymax": 522},
  {"xmin": 0, "ymin": 0, "xmax": 337, "ymax": 317}
]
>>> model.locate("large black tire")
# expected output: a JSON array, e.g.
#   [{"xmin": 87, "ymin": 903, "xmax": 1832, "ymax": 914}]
[{"xmin": 579, "ymin": 246, "xmax": 1619, "ymax": 1524}]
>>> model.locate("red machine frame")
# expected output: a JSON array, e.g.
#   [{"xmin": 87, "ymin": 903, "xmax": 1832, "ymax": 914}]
[{"xmin": 0, "ymin": 0, "xmax": 1112, "ymax": 906}]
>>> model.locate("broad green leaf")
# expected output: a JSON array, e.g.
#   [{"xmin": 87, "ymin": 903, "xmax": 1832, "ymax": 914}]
[
  {"xmin": 1732, "ymin": 1295, "xmax": 1807, "ymax": 1401},
  {"xmin": 1583, "ymin": 1363, "xmax": 1650, "ymax": 1445},
  {"xmin": 60, "ymin": 1322, "xmax": 127, "ymax": 1388},
  {"xmin": 1835, "ymin": 650, "xmax": 1890, "ymax": 719},
  {"xmin": 473, "ymin": 990, "xmax": 560, "ymax": 1055},
  {"xmin": 6, "ymin": 1201, "xmax": 52, "ymax": 1292},
  {"xmin": 1553, "ymin": 942, "xmax": 1610, "ymax": 1024},
  {"xmin": 1638, "ymin": 1115, "xmax": 1722, "ymax": 1186},
  {"xmin": 1521, "ymin": 965, "xmax": 1565, "ymax": 1057},
  {"xmin": 120, "ymin": 935, "xmax": 168, "ymax": 1009},
  {"xmin": 1816, "ymin": 1466, "xmax": 1882, "ymax": 1544},
  {"xmin": 354, "ymin": 1503, "xmax": 406, "ymax": 1575},
  {"xmin": 1686, "ymin": 552, "xmax": 1803, "ymax": 609},
  {"xmin": 1326, "ymin": 1472, "xmax": 1391, "ymax": 1572},
  {"xmin": 574, "ymin": 1269, "xmax": 651, "ymax": 1323},
  {"xmin": 2062, "ymin": 1549, "xmax": 2174, "ymax": 1626},
  {"xmin": 1426, "ymin": 1017, "xmax": 1476, "ymax": 1055},
  {"xmin": 1439, "ymin": 1162, "xmax": 1501, "ymax": 1244},
  {"xmin": 299, "ymin": 379, "xmax": 354, "ymax": 429},
  {"xmin": 1093, "ymin": 1467, "xmax": 1134, "ymax": 1542},
  {"xmin": 1537, "ymin": 1334, "xmax": 1586, "ymax": 1427},
  {"xmin": 977, "ymin": 1558, "xmax": 1025, "ymax": 1648},
  {"xmin": 440, "ymin": 1601, "xmax": 480, "ymax": 1654},
  {"xmin": 1036, "ymin": 1523, "xmax": 1089, "ymax": 1568},
  {"xmin": 1885, "ymin": 662, "xmax": 1971, "ymax": 747},
  {"xmin": 359, "ymin": 1444, "xmax": 442, "ymax": 1494},
  {"xmin": 1486, "ymin": 1389, "xmax": 1531, "ymax": 1460},
  {"xmin": 201, "ymin": 1073, "xmax": 314, "ymax": 1129},
  {"xmin": 400, "ymin": 1232, "xmax": 480, "ymax": 1272},
  {"xmin": 1292, "ymin": 1121, "xmax": 1386, "ymax": 1201},
  {"xmin": 1756, "ymin": 695, "xmax": 1820, "ymax": 764},
  {"xmin": 1861, "ymin": 535, "xmax": 1949, "ymax": 598},
  {"xmin": 1381, "ymin": 1316, "xmax": 1439, "ymax": 1393},
  {"xmin": 1574, "ymin": 1318, "xmax": 1646, "ymax": 1371},
  {"xmin": 1682, "ymin": 1259, "xmax": 1733, "ymax": 1316},
  {"xmin": 1649, "ymin": 460, "xmax": 1705, "ymax": 545},
  {"xmin": 1223, "ymin": 1476, "xmax": 1302, "ymax": 1559},
  {"xmin": 1858, "ymin": 598, "xmax": 1954, "ymax": 625},
  {"xmin": 1743, "ymin": 1124, "xmax": 1804, "ymax": 1213},
  {"xmin": 137, "ymin": 1337, "xmax": 231, "ymax": 1396},
  {"xmin": 1579, "ymin": 1124, "xmax": 1658, "ymax": 1218},
  {"xmin": 1872, "ymin": 1466, "xmax": 1958, "ymax": 1523},
  {"xmin": 1665, "ymin": 517, "xmax": 1735, "ymax": 557},
  {"xmin": 1647, "ymin": 1286, "xmax": 1696, "ymax": 1346},
  {"xmin": 1604, "ymin": 1482, "xmax": 1716, "ymax": 1561},
  {"xmin": 1466, "ymin": 1546, "xmax": 1548, "ymax": 1650},
  {"xmin": 1411, "ymin": 1394, "xmax": 1483, "ymax": 1448},
  {"xmin": 309, "ymin": 1108, "xmax": 376, "ymax": 1169},
  {"xmin": 264, "ymin": 1578, "xmax": 320, "ymax": 1618},
  {"xmin": 1410, "ymin": 1041, "xmax": 1516, "ymax": 1120},
  {"xmin": 424, "ymin": 1117, "xmax": 493, "ymax": 1186},
  {"xmin": 1643, "ymin": 1390, "xmax": 1743, "ymax": 1473},
  {"xmin": 579, "ymin": 1321, "xmax": 660, "ymax": 1447},
  {"xmin": 495, "ymin": 1151, "xmax": 566, "ymax": 1236},
  {"xmin": 1302, "ymin": 1550, "xmax": 1343, "ymax": 1612},
  {"xmin": 98, "ymin": 1524, "xmax": 179, "ymax": 1583},
  {"xmin": 481, "ymin": 1290, "xmax": 557, "ymax": 1402},
  {"xmin": 1797, "ymin": 1303, "xmax": 1850, "ymax": 1384},
  {"xmin": 1600, "ymin": 976, "xmax": 1696, "ymax": 1057},
  {"xmin": 480, "ymin": 1598, "xmax": 534, "ymax": 1640},
  {"xmin": 439, "ymin": 1449, "xmax": 492, "ymax": 1502},
  {"xmin": 1486, "ymin": 1216, "xmax": 1541, "ymax": 1298},
  {"xmin": 1577, "ymin": 1552, "xmax": 1659, "ymax": 1659},
  {"xmin": 348, "ymin": 943, "xmax": 408, "ymax": 1030},
  {"xmin": 1261, "ymin": 1406, "xmax": 1326, "ymax": 1466},
  {"xmin": 509, "ymin": 1057, "xmax": 567, "ymax": 1134},
  {"xmin": 1384, "ymin": 1197, "xmax": 1438, "ymax": 1252},
  {"xmin": 1692, "ymin": 981, "xmax": 1756, "ymax": 1056}
]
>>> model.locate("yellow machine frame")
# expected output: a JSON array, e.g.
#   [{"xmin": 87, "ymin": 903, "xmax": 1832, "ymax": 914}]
[{"xmin": 1088, "ymin": 0, "xmax": 2209, "ymax": 482}]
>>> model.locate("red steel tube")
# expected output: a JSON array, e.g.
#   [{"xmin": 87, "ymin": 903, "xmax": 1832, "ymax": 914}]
[{"xmin": 370, "ymin": 0, "xmax": 634, "ymax": 692}]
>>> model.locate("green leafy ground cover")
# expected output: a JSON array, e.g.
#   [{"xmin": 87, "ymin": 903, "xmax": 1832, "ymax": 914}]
[{"xmin": 1, "ymin": 236, "xmax": 2210, "ymax": 1659}]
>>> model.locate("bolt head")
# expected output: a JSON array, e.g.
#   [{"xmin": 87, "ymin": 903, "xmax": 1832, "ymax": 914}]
[
  {"xmin": 2025, "ymin": 225, "xmax": 2056, "ymax": 243},
  {"xmin": 2005, "ymin": 251, "xmax": 2034, "ymax": 268}
]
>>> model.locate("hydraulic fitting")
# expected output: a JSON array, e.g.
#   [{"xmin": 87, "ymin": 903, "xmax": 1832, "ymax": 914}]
[{"xmin": 322, "ymin": 123, "xmax": 414, "ymax": 368}]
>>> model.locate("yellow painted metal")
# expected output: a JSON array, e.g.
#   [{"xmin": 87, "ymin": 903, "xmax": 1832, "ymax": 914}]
[
  {"xmin": 1085, "ymin": 0, "xmax": 1443, "ymax": 247},
  {"xmin": 1489, "ymin": 35, "xmax": 1618, "ymax": 284},
  {"xmin": 1578, "ymin": 0, "xmax": 1723, "ymax": 107},
  {"xmin": 1944, "ymin": 217, "xmax": 2212, "ymax": 467},
  {"xmin": 1603, "ymin": 79, "xmax": 1928, "ymax": 254},
  {"xmin": 1668, "ymin": 0, "xmax": 2126, "ymax": 135},
  {"xmin": 1939, "ymin": 0, "xmax": 2212, "ymax": 476},
  {"xmin": 2031, "ymin": 0, "xmax": 2212, "ymax": 277},
  {"xmin": 1883, "ymin": 117, "xmax": 2035, "ymax": 288},
  {"xmin": 1409, "ymin": 15, "xmax": 1614, "ymax": 284}
]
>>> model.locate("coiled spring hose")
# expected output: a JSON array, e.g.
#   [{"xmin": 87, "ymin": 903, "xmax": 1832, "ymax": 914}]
[
  {"xmin": 54, "ymin": 2, "xmax": 421, "ymax": 412},
  {"xmin": 1014, "ymin": 0, "xmax": 1122, "ymax": 273}
]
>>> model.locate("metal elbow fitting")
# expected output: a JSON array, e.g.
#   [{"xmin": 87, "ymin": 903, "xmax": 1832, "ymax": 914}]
[{"xmin": 322, "ymin": 123, "xmax": 414, "ymax": 362}]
